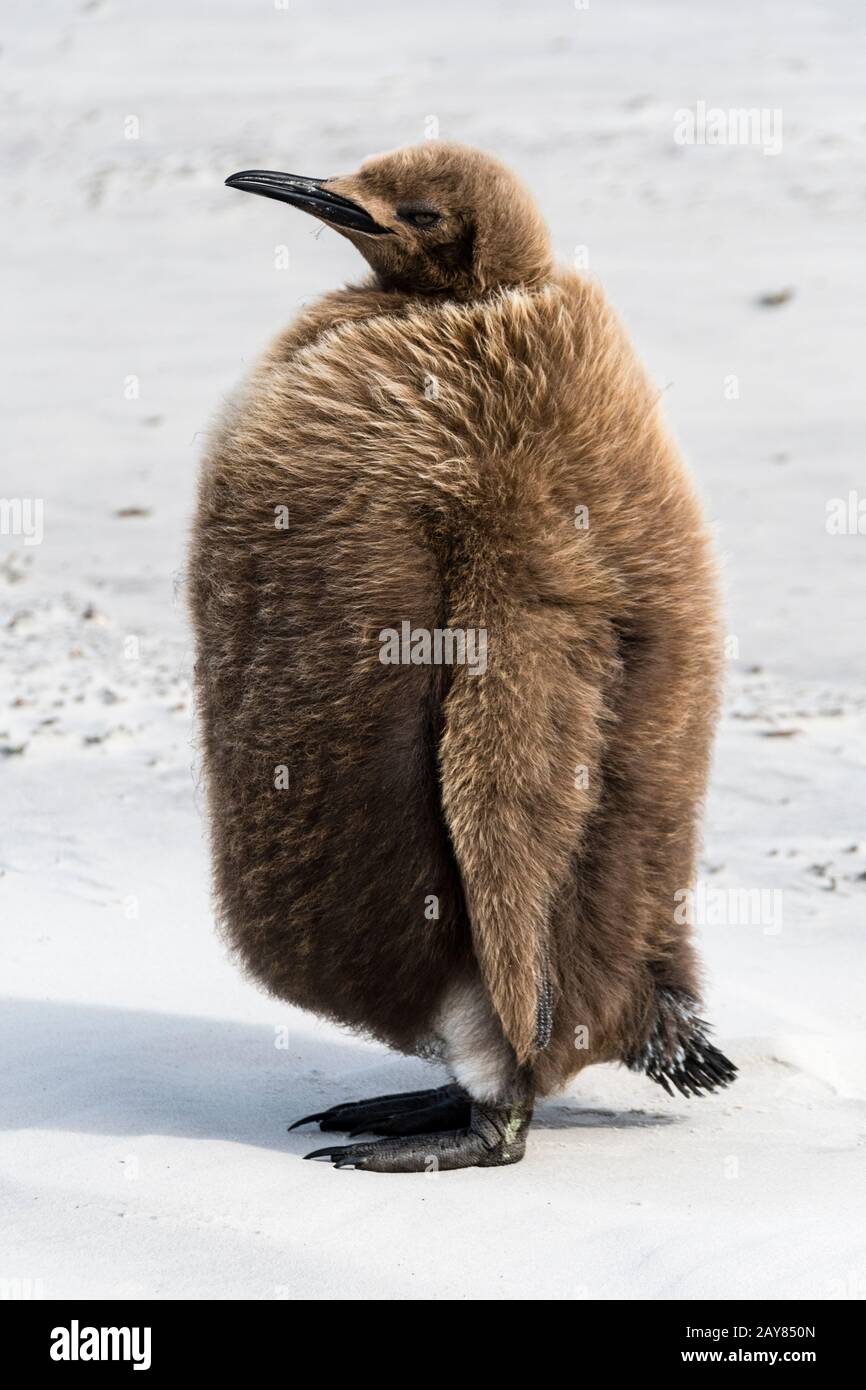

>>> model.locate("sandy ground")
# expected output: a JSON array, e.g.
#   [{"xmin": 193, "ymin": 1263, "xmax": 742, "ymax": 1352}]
[{"xmin": 1, "ymin": 0, "xmax": 864, "ymax": 1300}]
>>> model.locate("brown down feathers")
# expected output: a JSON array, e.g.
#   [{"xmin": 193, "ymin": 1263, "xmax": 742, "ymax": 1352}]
[{"xmin": 189, "ymin": 145, "xmax": 722, "ymax": 1098}]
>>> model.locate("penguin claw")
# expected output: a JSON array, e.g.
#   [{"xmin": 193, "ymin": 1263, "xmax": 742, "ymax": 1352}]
[
  {"xmin": 304, "ymin": 1131, "xmax": 501, "ymax": 1173},
  {"xmin": 288, "ymin": 1110, "xmax": 328, "ymax": 1131},
  {"xmin": 289, "ymin": 1083, "xmax": 469, "ymax": 1136},
  {"xmin": 302, "ymin": 1100, "xmax": 533, "ymax": 1172}
]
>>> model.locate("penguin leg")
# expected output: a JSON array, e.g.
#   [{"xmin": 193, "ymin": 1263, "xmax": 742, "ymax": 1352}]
[
  {"xmin": 301, "ymin": 975, "xmax": 534, "ymax": 1171},
  {"xmin": 289, "ymin": 1083, "xmax": 470, "ymax": 1137},
  {"xmin": 304, "ymin": 1097, "xmax": 532, "ymax": 1171}
]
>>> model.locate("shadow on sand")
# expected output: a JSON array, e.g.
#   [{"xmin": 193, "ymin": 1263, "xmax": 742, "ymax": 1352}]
[{"xmin": 0, "ymin": 998, "xmax": 677, "ymax": 1155}]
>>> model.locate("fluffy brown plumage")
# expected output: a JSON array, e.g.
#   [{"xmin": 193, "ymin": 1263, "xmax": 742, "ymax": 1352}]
[{"xmin": 189, "ymin": 143, "xmax": 734, "ymax": 1167}]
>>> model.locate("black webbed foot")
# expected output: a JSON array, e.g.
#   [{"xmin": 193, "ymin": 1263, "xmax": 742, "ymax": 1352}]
[
  {"xmin": 289, "ymin": 1083, "xmax": 470, "ymax": 1137},
  {"xmin": 303, "ymin": 1099, "xmax": 532, "ymax": 1172}
]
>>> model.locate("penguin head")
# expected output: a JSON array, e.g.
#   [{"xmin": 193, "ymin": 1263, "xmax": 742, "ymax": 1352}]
[{"xmin": 226, "ymin": 143, "xmax": 553, "ymax": 300}]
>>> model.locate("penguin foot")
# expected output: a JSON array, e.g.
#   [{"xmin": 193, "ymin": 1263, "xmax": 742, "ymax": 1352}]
[
  {"xmin": 303, "ymin": 1099, "xmax": 532, "ymax": 1172},
  {"xmin": 289, "ymin": 1083, "xmax": 470, "ymax": 1137},
  {"xmin": 628, "ymin": 986, "xmax": 738, "ymax": 1098}
]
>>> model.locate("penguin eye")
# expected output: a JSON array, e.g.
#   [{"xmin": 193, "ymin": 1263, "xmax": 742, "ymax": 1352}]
[{"xmin": 396, "ymin": 207, "xmax": 441, "ymax": 229}]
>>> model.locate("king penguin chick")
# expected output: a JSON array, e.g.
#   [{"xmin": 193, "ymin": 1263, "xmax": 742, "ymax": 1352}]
[{"xmin": 189, "ymin": 142, "xmax": 736, "ymax": 1172}]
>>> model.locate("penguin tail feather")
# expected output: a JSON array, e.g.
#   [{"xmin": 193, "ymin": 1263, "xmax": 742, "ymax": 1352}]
[{"xmin": 627, "ymin": 986, "xmax": 738, "ymax": 1097}]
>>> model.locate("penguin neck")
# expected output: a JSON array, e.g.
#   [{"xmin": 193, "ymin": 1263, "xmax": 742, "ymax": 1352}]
[
  {"xmin": 273, "ymin": 274, "xmax": 553, "ymax": 364},
  {"xmin": 365, "ymin": 271, "xmax": 550, "ymax": 306}
]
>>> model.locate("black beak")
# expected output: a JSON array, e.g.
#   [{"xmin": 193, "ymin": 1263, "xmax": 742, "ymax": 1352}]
[{"xmin": 225, "ymin": 170, "xmax": 393, "ymax": 236}]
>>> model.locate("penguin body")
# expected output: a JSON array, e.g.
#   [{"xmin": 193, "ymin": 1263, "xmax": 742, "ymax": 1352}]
[{"xmin": 190, "ymin": 144, "xmax": 735, "ymax": 1169}]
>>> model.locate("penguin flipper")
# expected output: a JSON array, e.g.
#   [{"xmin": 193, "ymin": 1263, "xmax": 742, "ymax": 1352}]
[{"xmin": 439, "ymin": 583, "xmax": 613, "ymax": 1067}]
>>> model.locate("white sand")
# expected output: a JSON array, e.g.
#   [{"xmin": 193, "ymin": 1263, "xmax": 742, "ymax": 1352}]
[{"xmin": 1, "ymin": 0, "xmax": 864, "ymax": 1300}]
